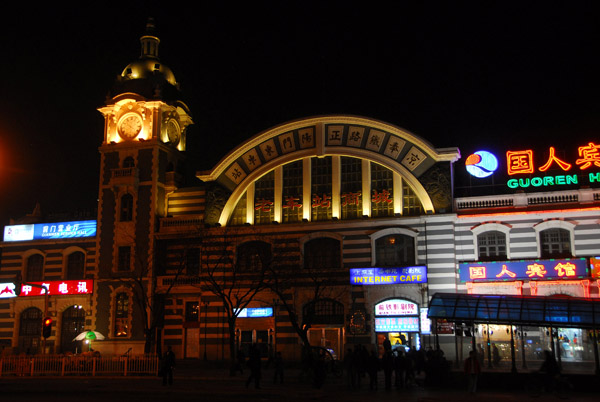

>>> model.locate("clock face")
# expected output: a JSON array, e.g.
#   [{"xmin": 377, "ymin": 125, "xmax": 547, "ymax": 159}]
[
  {"xmin": 166, "ymin": 120, "xmax": 180, "ymax": 144},
  {"xmin": 118, "ymin": 114, "xmax": 143, "ymax": 139}
]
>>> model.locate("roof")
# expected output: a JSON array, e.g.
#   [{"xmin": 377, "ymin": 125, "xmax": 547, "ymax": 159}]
[{"xmin": 428, "ymin": 292, "xmax": 600, "ymax": 328}]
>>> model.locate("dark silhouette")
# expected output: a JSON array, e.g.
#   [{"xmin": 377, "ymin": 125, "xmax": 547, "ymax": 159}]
[
  {"xmin": 273, "ymin": 351, "xmax": 284, "ymax": 384},
  {"xmin": 492, "ymin": 343, "xmax": 501, "ymax": 367},
  {"xmin": 464, "ymin": 350, "xmax": 481, "ymax": 394},
  {"xmin": 245, "ymin": 344, "xmax": 262, "ymax": 389},
  {"xmin": 367, "ymin": 350, "xmax": 380, "ymax": 390},
  {"xmin": 235, "ymin": 348, "xmax": 245, "ymax": 374},
  {"xmin": 539, "ymin": 350, "xmax": 560, "ymax": 391},
  {"xmin": 382, "ymin": 349, "xmax": 394, "ymax": 390},
  {"xmin": 344, "ymin": 348, "xmax": 356, "ymax": 388},
  {"xmin": 161, "ymin": 346, "xmax": 176, "ymax": 386}
]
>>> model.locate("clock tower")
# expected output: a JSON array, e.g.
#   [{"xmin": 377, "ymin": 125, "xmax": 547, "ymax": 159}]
[{"xmin": 94, "ymin": 19, "xmax": 192, "ymax": 352}]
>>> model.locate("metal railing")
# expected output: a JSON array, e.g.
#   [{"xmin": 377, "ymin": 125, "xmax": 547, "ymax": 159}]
[{"xmin": 0, "ymin": 354, "xmax": 159, "ymax": 377}]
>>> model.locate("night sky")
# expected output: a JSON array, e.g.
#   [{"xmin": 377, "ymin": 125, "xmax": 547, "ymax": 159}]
[{"xmin": 1, "ymin": 2, "xmax": 600, "ymax": 227}]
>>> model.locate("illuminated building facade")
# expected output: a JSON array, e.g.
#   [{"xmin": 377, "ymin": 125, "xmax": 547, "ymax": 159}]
[{"xmin": 1, "ymin": 22, "xmax": 600, "ymax": 371}]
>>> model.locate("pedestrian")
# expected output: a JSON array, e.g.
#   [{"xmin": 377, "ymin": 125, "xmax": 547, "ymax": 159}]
[
  {"xmin": 464, "ymin": 350, "xmax": 481, "ymax": 394},
  {"xmin": 245, "ymin": 344, "xmax": 262, "ymax": 389},
  {"xmin": 394, "ymin": 349, "xmax": 406, "ymax": 388},
  {"xmin": 273, "ymin": 351, "xmax": 284, "ymax": 384},
  {"xmin": 382, "ymin": 349, "xmax": 394, "ymax": 390},
  {"xmin": 367, "ymin": 350, "xmax": 380, "ymax": 390},
  {"xmin": 236, "ymin": 348, "xmax": 245, "ymax": 374},
  {"xmin": 492, "ymin": 343, "xmax": 501, "ymax": 367},
  {"xmin": 161, "ymin": 346, "xmax": 176, "ymax": 386},
  {"xmin": 539, "ymin": 350, "xmax": 560, "ymax": 392},
  {"xmin": 344, "ymin": 348, "xmax": 356, "ymax": 388}
]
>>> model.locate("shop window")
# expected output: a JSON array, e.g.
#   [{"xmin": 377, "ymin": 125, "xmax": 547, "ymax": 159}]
[
  {"xmin": 477, "ymin": 231, "xmax": 507, "ymax": 261},
  {"xmin": 114, "ymin": 292, "xmax": 129, "ymax": 337},
  {"xmin": 117, "ymin": 246, "xmax": 131, "ymax": 271},
  {"xmin": 26, "ymin": 254, "xmax": 44, "ymax": 282},
  {"xmin": 341, "ymin": 157, "xmax": 362, "ymax": 219},
  {"xmin": 120, "ymin": 193, "xmax": 134, "ymax": 222},
  {"xmin": 375, "ymin": 234, "xmax": 415, "ymax": 267},
  {"xmin": 282, "ymin": 161, "xmax": 303, "ymax": 223},
  {"xmin": 311, "ymin": 157, "xmax": 332, "ymax": 222},
  {"xmin": 254, "ymin": 171, "xmax": 275, "ymax": 225},
  {"xmin": 19, "ymin": 307, "xmax": 43, "ymax": 353},
  {"xmin": 236, "ymin": 241, "xmax": 271, "ymax": 272},
  {"xmin": 304, "ymin": 238, "xmax": 341, "ymax": 270},
  {"xmin": 371, "ymin": 163, "xmax": 394, "ymax": 218},
  {"xmin": 186, "ymin": 248, "xmax": 200, "ymax": 276},
  {"xmin": 66, "ymin": 251, "xmax": 85, "ymax": 279},
  {"xmin": 540, "ymin": 228, "xmax": 572, "ymax": 258},
  {"xmin": 185, "ymin": 301, "xmax": 199, "ymax": 322}
]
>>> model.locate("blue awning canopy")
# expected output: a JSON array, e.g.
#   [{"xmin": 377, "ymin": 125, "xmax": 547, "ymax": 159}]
[{"xmin": 428, "ymin": 293, "xmax": 600, "ymax": 328}]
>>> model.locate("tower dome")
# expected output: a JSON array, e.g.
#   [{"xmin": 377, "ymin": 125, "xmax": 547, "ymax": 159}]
[{"xmin": 109, "ymin": 18, "xmax": 180, "ymax": 101}]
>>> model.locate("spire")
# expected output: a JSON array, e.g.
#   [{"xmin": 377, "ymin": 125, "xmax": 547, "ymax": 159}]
[{"xmin": 140, "ymin": 17, "xmax": 160, "ymax": 59}]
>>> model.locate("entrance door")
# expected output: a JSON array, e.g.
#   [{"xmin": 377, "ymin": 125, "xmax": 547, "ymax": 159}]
[
  {"xmin": 308, "ymin": 328, "xmax": 341, "ymax": 358},
  {"xmin": 61, "ymin": 306, "xmax": 85, "ymax": 354},
  {"xmin": 185, "ymin": 328, "xmax": 200, "ymax": 358}
]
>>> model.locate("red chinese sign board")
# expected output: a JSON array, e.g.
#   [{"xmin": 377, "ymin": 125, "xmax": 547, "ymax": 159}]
[{"xmin": 19, "ymin": 280, "xmax": 93, "ymax": 297}]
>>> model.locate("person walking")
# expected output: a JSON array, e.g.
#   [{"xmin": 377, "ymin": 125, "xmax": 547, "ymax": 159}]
[
  {"xmin": 492, "ymin": 343, "xmax": 501, "ymax": 367},
  {"xmin": 367, "ymin": 350, "xmax": 380, "ymax": 390},
  {"xmin": 464, "ymin": 350, "xmax": 481, "ymax": 394},
  {"xmin": 273, "ymin": 351, "xmax": 284, "ymax": 384},
  {"xmin": 161, "ymin": 346, "xmax": 176, "ymax": 386},
  {"xmin": 246, "ymin": 344, "xmax": 262, "ymax": 389}
]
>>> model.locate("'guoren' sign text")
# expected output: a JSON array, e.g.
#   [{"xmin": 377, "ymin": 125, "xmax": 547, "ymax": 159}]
[{"xmin": 350, "ymin": 266, "xmax": 427, "ymax": 285}]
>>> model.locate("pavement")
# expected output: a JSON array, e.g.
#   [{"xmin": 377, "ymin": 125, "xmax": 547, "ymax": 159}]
[{"xmin": 1, "ymin": 360, "xmax": 599, "ymax": 402}]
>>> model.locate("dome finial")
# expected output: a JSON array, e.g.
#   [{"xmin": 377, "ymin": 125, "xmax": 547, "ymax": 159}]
[{"xmin": 140, "ymin": 17, "xmax": 160, "ymax": 59}]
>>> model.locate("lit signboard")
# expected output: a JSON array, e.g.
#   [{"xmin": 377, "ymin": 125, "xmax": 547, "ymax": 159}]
[
  {"xmin": 375, "ymin": 299, "xmax": 418, "ymax": 316},
  {"xmin": 350, "ymin": 266, "xmax": 427, "ymax": 285},
  {"xmin": 420, "ymin": 308, "xmax": 431, "ymax": 335},
  {"xmin": 18, "ymin": 280, "xmax": 94, "ymax": 297},
  {"xmin": 236, "ymin": 307, "xmax": 273, "ymax": 318},
  {"xmin": 458, "ymin": 258, "xmax": 588, "ymax": 282},
  {"xmin": 466, "ymin": 151, "xmax": 498, "ymax": 178},
  {"xmin": 3, "ymin": 220, "xmax": 97, "ymax": 242},
  {"xmin": 375, "ymin": 317, "xmax": 419, "ymax": 332},
  {"xmin": 0, "ymin": 283, "xmax": 17, "ymax": 298},
  {"xmin": 591, "ymin": 257, "xmax": 600, "ymax": 278}
]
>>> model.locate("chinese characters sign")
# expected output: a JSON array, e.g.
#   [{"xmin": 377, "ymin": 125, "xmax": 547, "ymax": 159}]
[
  {"xmin": 4, "ymin": 220, "xmax": 96, "ymax": 242},
  {"xmin": 458, "ymin": 258, "xmax": 588, "ymax": 282},
  {"xmin": 375, "ymin": 299, "xmax": 418, "ymax": 316},
  {"xmin": 350, "ymin": 266, "xmax": 427, "ymax": 285},
  {"xmin": 18, "ymin": 280, "xmax": 94, "ymax": 297},
  {"xmin": 375, "ymin": 317, "xmax": 420, "ymax": 332},
  {"xmin": 235, "ymin": 307, "xmax": 273, "ymax": 318}
]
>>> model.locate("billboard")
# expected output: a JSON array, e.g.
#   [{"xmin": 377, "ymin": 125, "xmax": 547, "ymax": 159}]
[
  {"xmin": 3, "ymin": 220, "xmax": 97, "ymax": 242},
  {"xmin": 459, "ymin": 258, "xmax": 588, "ymax": 282},
  {"xmin": 18, "ymin": 280, "xmax": 94, "ymax": 297}
]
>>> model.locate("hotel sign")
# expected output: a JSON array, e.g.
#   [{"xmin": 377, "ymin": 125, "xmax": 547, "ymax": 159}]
[
  {"xmin": 459, "ymin": 258, "xmax": 588, "ymax": 282},
  {"xmin": 350, "ymin": 266, "xmax": 427, "ymax": 285}
]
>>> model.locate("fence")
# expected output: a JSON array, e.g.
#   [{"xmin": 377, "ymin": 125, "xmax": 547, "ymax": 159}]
[{"xmin": 0, "ymin": 354, "xmax": 159, "ymax": 377}]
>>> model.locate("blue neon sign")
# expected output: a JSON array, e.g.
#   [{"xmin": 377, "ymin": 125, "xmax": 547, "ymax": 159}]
[
  {"xmin": 350, "ymin": 266, "xmax": 427, "ymax": 285},
  {"xmin": 3, "ymin": 220, "xmax": 97, "ymax": 242}
]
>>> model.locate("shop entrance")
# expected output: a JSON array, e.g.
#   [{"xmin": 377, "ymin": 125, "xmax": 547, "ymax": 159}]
[{"xmin": 308, "ymin": 327, "xmax": 342, "ymax": 358}]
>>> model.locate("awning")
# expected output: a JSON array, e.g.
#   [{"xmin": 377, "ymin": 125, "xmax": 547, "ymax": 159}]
[{"xmin": 428, "ymin": 293, "xmax": 600, "ymax": 328}]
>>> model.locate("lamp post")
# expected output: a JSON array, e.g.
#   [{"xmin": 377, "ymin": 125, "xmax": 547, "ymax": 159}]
[{"xmin": 203, "ymin": 300, "xmax": 210, "ymax": 360}]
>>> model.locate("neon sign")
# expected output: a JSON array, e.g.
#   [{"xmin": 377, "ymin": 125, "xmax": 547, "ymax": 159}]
[
  {"xmin": 4, "ymin": 220, "xmax": 96, "ymax": 242},
  {"xmin": 0, "ymin": 283, "xmax": 17, "ymax": 298},
  {"xmin": 375, "ymin": 317, "xmax": 419, "ymax": 332},
  {"xmin": 350, "ymin": 266, "xmax": 427, "ymax": 285},
  {"xmin": 18, "ymin": 280, "xmax": 94, "ymax": 297},
  {"xmin": 466, "ymin": 151, "xmax": 498, "ymax": 178},
  {"xmin": 235, "ymin": 307, "xmax": 273, "ymax": 318},
  {"xmin": 375, "ymin": 300, "xmax": 418, "ymax": 316},
  {"xmin": 458, "ymin": 258, "xmax": 588, "ymax": 282}
]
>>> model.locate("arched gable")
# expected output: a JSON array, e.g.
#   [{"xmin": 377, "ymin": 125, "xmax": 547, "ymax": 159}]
[{"xmin": 197, "ymin": 116, "xmax": 459, "ymax": 226}]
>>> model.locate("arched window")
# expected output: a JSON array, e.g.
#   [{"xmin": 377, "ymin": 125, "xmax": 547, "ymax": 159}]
[
  {"xmin": 61, "ymin": 306, "xmax": 85, "ymax": 353},
  {"xmin": 304, "ymin": 238, "xmax": 341, "ymax": 270},
  {"xmin": 66, "ymin": 251, "xmax": 85, "ymax": 279},
  {"xmin": 303, "ymin": 298, "xmax": 344, "ymax": 325},
  {"xmin": 19, "ymin": 307, "xmax": 43, "ymax": 353},
  {"xmin": 26, "ymin": 254, "xmax": 44, "ymax": 282},
  {"xmin": 120, "ymin": 193, "xmax": 134, "ymax": 222},
  {"xmin": 237, "ymin": 241, "xmax": 271, "ymax": 272},
  {"xmin": 540, "ymin": 228, "xmax": 572, "ymax": 258},
  {"xmin": 114, "ymin": 292, "xmax": 130, "ymax": 337},
  {"xmin": 375, "ymin": 234, "xmax": 415, "ymax": 267},
  {"xmin": 123, "ymin": 156, "xmax": 135, "ymax": 168},
  {"xmin": 477, "ymin": 231, "xmax": 507, "ymax": 261}
]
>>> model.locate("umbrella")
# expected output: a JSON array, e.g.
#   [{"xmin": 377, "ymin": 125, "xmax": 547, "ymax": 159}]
[{"xmin": 73, "ymin": 330, "xmax": 105, "ymax": 342}]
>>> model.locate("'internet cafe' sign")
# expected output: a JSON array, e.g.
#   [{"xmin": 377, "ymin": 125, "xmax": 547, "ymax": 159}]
[{"xmin": 349, "ymin": 266, "xmax": 427, "ymax": 285}]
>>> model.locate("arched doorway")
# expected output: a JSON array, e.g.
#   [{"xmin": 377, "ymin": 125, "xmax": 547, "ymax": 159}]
[
  {"xmin": 19, "ymin": 307, "xmax": 42, "ymax": 354},
  {"xmin": 61, "ymin": 306, "xmax": 85, "ymax": 354}
]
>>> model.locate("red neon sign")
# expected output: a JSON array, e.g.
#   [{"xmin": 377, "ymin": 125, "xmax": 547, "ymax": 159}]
[
  {"xmin": 507, "ymin": 144, "xmax": 600, "ymax": 175},
  {"xmin": 19, "ymin": 280, "xmax": 93, "ymax": 297}
]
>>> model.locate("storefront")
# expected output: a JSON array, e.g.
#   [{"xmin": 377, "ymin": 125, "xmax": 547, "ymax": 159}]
[
  {"xmin": 236, "ymin": 307, "xmax": 274, "ymax": 358},
  {"xmin": 374, "ymin": 298, "xmax": 422, "ymax": 354}
]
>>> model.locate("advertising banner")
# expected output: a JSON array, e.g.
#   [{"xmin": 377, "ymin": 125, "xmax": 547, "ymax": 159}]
[
  {"xmin": 458, "ymin": 258, "xmax": 588, "ymax": 282},
  {"xmin": 18, "ymin": 280, "xmax": 94, "ymax": 297}
]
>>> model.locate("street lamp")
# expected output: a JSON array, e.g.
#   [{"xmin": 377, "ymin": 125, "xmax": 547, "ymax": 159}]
[{"xmin": 203, "ymin": 300, "xmax": 210, "ymax": 360}]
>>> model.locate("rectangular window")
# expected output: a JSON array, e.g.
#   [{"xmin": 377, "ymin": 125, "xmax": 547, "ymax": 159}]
[
  {"xmin": 311, "ymin": 157, "xmax": 332, "ymax": 221},
  {"xmin": 185, "ymin": 302, "xmax": 199, "ymax": 322},
  {"xmin": 186, "ymin": 248, "xmax": 200, "ymax": 276},
  {"xmin": 117, "ymin": 246, "xmax": 131, "ymax": 271},
  {"xmin": 371, "ymin": 163, "xmax": 394, "ymax": 217},
  {"xmin": 254, "ymin": 171, "xmax": 275, "ymax": 225},
  {"xmin": 282, "ymin": 161, "xmax": 303, "ymax": 223},
  {"xmin": 341, "ymin": 157, "xmax": 362, "ymax": 219}
]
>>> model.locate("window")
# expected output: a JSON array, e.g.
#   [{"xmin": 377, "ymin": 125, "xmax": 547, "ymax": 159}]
[
  {"xmin": 304, "ymin": 238, "xmax": 341, "ymax": 270},
  {"xmin": 114, "ymin": 292, "xmax": 129, "ymax": 337},
  {"xmin": 282, "ymin": 161, "xmax": 303, "ymax": 223},
  {"xmin": 66, "ymin": 251, "xmax": 85, "ymax": 279},
  {"xmin": 303, "ymin": 299, "xmax": 344, "ymax": 325},
  {"xmin": 311, "ymin": 157, "xmax": 332, "ymax": 221},
  {"xmin": 254, "ymin": 171, "xmax": 275, "ymax": 225},
  {"xmin": 19, "ymin": 307, "xmax": 43, "ymax": 353},
  {"xmin": 123, "ymin": 156, "xmax": 135, "ymax": 168},
  {"xmin": 540, "ymin": 228, "xmax": 572, "ymax": 258},
  {"xmin": 120, "ymin": 193, "xmax": 133, "ymax": 222},
  {"xmin": 375, "ymin": 234, "xmax": 415, "ymax": 267},
  {"xmin": 186, "ymin": 248, "xmax": 200, "ymax": 276},
  {"xmin": 341, "ymin": 157, "xmax": 362, "ymax": 220},
  {"xmin": 371, "ymin": 163, "xmax": 394, "ymax": 217},
  {"xmin": 237, "ymin": 241, "xmax": 271, "ymax": 272},
  {"xmin": 26, "ymin": 254, "xmax": 44, "ymax": 282},
  {"xmin": 477, "ymin": 231, "xmax": 507, "ymax": 261},
  {"xmin": 185, "ymin": 302, "xmax": 199, "ymax": 322},
  {"xmin": 117, "ymin": 246, "xmax": 131, "ymax": 271}
]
